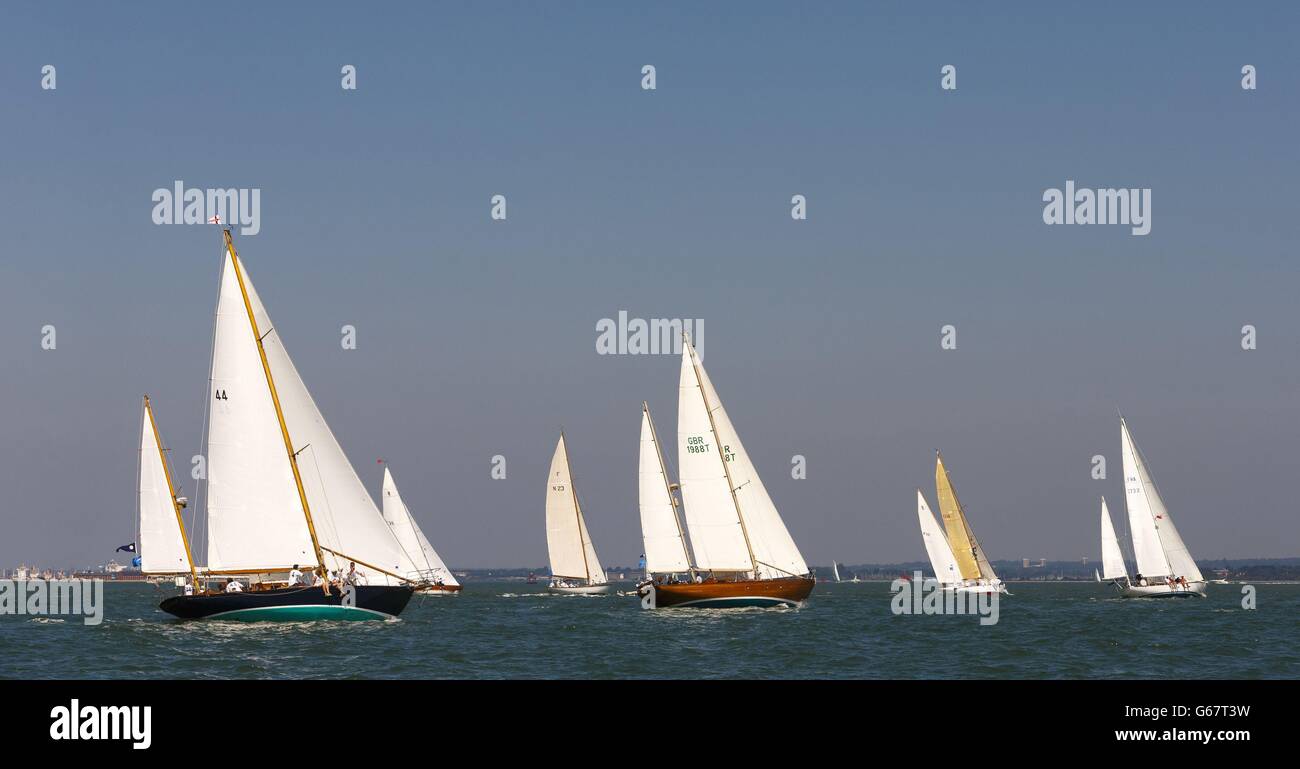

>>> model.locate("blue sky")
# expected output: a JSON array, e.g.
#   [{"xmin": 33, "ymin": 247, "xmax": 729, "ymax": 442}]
[{"xmin": 1, "ymin": 2, "xmax": 1298, "ymax": 569}]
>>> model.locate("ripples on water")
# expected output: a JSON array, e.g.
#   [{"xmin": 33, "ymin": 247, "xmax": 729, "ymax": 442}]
[{"xmin": 2, "ymin": 582, "xmax": 1296, "ymax": 679}]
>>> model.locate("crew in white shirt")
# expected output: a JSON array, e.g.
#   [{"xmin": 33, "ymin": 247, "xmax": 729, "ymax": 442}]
[{"xmin": 288, "ymin": 565, "xmax": 303, "ymax": 586}]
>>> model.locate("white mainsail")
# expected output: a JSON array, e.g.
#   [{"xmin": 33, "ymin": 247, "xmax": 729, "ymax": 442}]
[
  {"xmin": 382, "ymin": 468, "xmax": 458, "ymax": 586},
  {"xmin": 137, "ymin": 401, "xmax": 191, "ymax": 574},
  {"xmin": 545, "ymin": 434, "xmax": 607, "ymax": 584},
  {"xmin": 638, "ymin": 405, "xmax": 692, "ymax": 574},
  {"xmin": 917, "ymin": 490, "xmax": 960, "ymax": 585},
  {"xmin": 677, "ymin": 338, "xmax": 808, "ymax": 579},
  {"xmin": 832, "ymin": 561, "xmax": 842, "ymax": 582},
  {"xmin": 205, "ymin": 244, "xmax": 415, "ymax": 583},
  {"xmin": 205, "ymin": 251, "xmax": 317, "ymax": 572},
  {"xmin": 1119, "ymin": 418, "xmax": 1203, "ymax": 582},
  {"xmin": 1099, "ymin": 497, "xmax": 1127, "ymax": 580}
]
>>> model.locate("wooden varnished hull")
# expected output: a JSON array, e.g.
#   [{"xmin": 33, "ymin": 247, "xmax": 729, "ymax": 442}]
[{"xmin": 637, "ymin": 576, "xmax": 814, "ymax": 609}]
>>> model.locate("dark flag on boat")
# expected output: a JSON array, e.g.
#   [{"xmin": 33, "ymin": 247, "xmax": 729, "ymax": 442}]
[{"xmin": 116, "ymin": 542, "xmax": 136, "ymax": 553}]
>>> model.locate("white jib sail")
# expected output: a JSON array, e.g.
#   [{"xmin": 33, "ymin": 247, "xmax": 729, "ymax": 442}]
[
  {"xmin": 918, "ymin": 490, "xmax": 960, "ymax": 585},
  {"xmin": 1099, "ymin": 497, "xmax": 1127, "ymax": 580},
  {"xmin": 138, "ymin": 403, "xmax": 190, "ymax": 574},
  {"xmin": 639, "ymin": 406, "xmax": 691, "ymax": 574},
  {"xmin": 681, "ymin": 339, "xmax": 809, "ymax": 579},
  {"xmin": 205, "ymin": 252, "xmax": 317, "ymax": 572},
  {"xmin": 832, "ymin": 561, "xmax": 842, "ymax": 582},
  {"xmin": 1120, "ymin": 418, "xmax": 1175, "ymax": 579},
  {"xmin": 545, "ymin": 435, "xmax": 607, "ymax": 583},
  {"xmin": 382, "ymin": 468, "xmax": 458, "ymax": 586}
]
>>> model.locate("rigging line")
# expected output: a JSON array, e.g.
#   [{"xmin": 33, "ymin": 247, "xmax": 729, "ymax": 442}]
[{"xmin": 305, "ymin": 447, "xmax": 345, "ymax": 564}]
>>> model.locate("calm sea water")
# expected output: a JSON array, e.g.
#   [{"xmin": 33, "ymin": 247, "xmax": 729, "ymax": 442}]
[{"xmin": 2, "ymin": 581, "xmax": 1296, "ymax": 679}]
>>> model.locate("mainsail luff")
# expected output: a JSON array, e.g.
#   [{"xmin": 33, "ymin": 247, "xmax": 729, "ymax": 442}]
[
  {"xmin": 639, "ymin": 403, "xmax": 693, "ymax": 574},
  {"xmin": 1099, "ymin": 497, "xmax": 1127, "ymax": 580},
  {"xmin": 138, "ymin": 396, "xmax": 197, "ymax": 580}
]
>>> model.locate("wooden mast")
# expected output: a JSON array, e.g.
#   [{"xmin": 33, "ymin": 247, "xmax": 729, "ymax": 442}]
[
  {"xmin": 643, "ymin": 401, "xmax": 695, "ymax": 577},
  {"xmin": 560, "ymin": 432, "xmax": 594, "ymax": 585},
  {"xmin": 143, "ymin": 395, "xmax": 199, "ymax": 589},
  {"xmin": 684, "ymin": 333, "xmax": 758, "ymax": 578},
  {"xmin": 222, "ymin": 229, "xmax": 330, "ymax": 591}
]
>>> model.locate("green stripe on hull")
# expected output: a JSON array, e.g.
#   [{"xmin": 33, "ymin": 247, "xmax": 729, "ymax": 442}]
[
  {"xmin": 208, "ymin": 605, "xmax": 390, "ymax": 622},
  {"xmin": 676, "ymin": 596, "xmax": 794, "ymax": 609}
]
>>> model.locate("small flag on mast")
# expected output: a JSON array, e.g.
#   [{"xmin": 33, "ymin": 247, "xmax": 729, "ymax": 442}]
[{"xmin": 208, "ymin": 215, "xmax": 221, "ymax": 224}]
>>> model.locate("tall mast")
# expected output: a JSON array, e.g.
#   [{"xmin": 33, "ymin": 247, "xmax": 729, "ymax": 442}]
[
  {"xmin": 221, "ymin": 229, "xmax": 328, "ymax": 584},
  {"xmin": 684, "ymin": 333, "xmax": 758, "ymax": 576},
  {"xmin": 560, "ymin": 432, "xmax": 593, "ymax": 584},
  {"xmin": 143, "ymin": 395, "xmax": 199, "ymax": 588},
  {"xmin": 643, "ymin": 401, "xmax": 694, "ymax": 575}
]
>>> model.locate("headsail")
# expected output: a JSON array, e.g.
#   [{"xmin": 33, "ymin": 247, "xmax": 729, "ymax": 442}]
[
  {"xmin": 678, "ymin": 337, "xmax": 808, "ymax": 579},
  {"xmin": 382, "ymin": 468, "xmax": 458, "ymax": 586},
  {"xmin": 934, "ymin": 454, "xmax": 997, "ymax": 582},
  {"xmin": 1120, "ymin": 419, "xmax": 1202, "ymax": 582},
  {"xmin": 1099, "ymin": 497, "xmax": 1127, "ymax": 580},
  {"xmin": 639, "ymin": 405, "xmax": 692, "ymax": 574},
  {"xmin": 138, "ymin": 399, "xmax": 193, "ymax": 575},
  {"xmin": 544, "ymin": 434, "xmax": 607, "ymax": 584},
  {"xmin": 917, "ymin": 489, "xmax": 960, "ymax": 585},
  {"xmin": 832, "ymin": 561, "xmax": 842, "ymax": 582}
]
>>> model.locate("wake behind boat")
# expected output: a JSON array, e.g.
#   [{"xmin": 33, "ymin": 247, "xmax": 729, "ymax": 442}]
[
  {"xmin": 545, "ymin": 433, "xmax": 613, "ymax": 595},
  {"xmin": 636, "ymin": 336, "xmax": 814, "ymax": 609},
  {"xmin": 1096, "ymin": 417, "xmax": 1207, "ymax": 599},
  {"xmin": 139, "ymin": 230, "xmax": 424, "ymax": 621}
]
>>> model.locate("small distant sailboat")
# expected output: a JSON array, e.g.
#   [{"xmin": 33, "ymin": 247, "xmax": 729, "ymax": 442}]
[
  {"xmin": 1098, "ymin": 417, "xmax": 1207, "ymax": 598},
  {"xmin": 381, "ymin": 468, "xmax": 462, "ymax": 595},
  {"xmin": 136, "ymin": 395, "xmax": 198, "ymax": 585},
  {"xmin": 832, "ymin": 560, "xmax": 843, "ymax": 583},
  {"xmin": 545, "ymin": 433, "xmax": 612, "ymax": 595},
  {"xmin": 636, "ymin": 335, "xmax": 815, "ymax": 609},
  {"xmin": 156, "ymin": 230, "xmax": 419, "ymax": 620},
  {"xmin": 917, "ymin": 454, "xmax": 1007, "ymax": 594}
]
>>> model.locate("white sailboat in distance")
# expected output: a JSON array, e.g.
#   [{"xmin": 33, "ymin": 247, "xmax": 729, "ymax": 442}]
[
  {"xmin": 1098, "ymin": 417, "xmax": 1207, "ymax": 598},
  {"xmin": 545, "ymin": 433, "xmax": 613, "ymax": 594},
  {"xmin": 381, "ymin": 467, "xmax": 461, "ymax": 594}
]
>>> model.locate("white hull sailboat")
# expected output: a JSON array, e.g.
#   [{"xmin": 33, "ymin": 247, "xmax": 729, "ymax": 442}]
[
  {"xmin": 914, "ymin": 455, "xmax": 1008, "ymax": 595},
  {"xmin": 636, "ymin": 335, "xmax": 815, "ymax": 609},
  {"xmin": 381, "ymin": 468, "xmax": 462, "ymax": 594},
  {"xmin": 149, "ymin": 230, "xmax": 432, "ymax": 621},
  {"xmin": 545, "ymin": 434, "xmax": 613, "ymax": 595},
  {"xmin": 1097, "ymin": 417, "xmax": 1207, "ymax": 599}
]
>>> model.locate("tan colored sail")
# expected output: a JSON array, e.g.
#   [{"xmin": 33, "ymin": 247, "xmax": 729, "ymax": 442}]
[{"xmin": 934, "ymin": 453, "xmax": 990, "ymax": 581}]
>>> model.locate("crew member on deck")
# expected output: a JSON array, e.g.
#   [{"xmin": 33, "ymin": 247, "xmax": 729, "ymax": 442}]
[
  {"xmin": 224, "ymin": 579, "xmax": 243, "ymax": 593},
  {"xmin": 345, "ymin": 562, "xmax": 365, "ymax": 586},
  {"xmin": 288, "ymin": 565, "xmax": 303, "ymax": 586}
]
